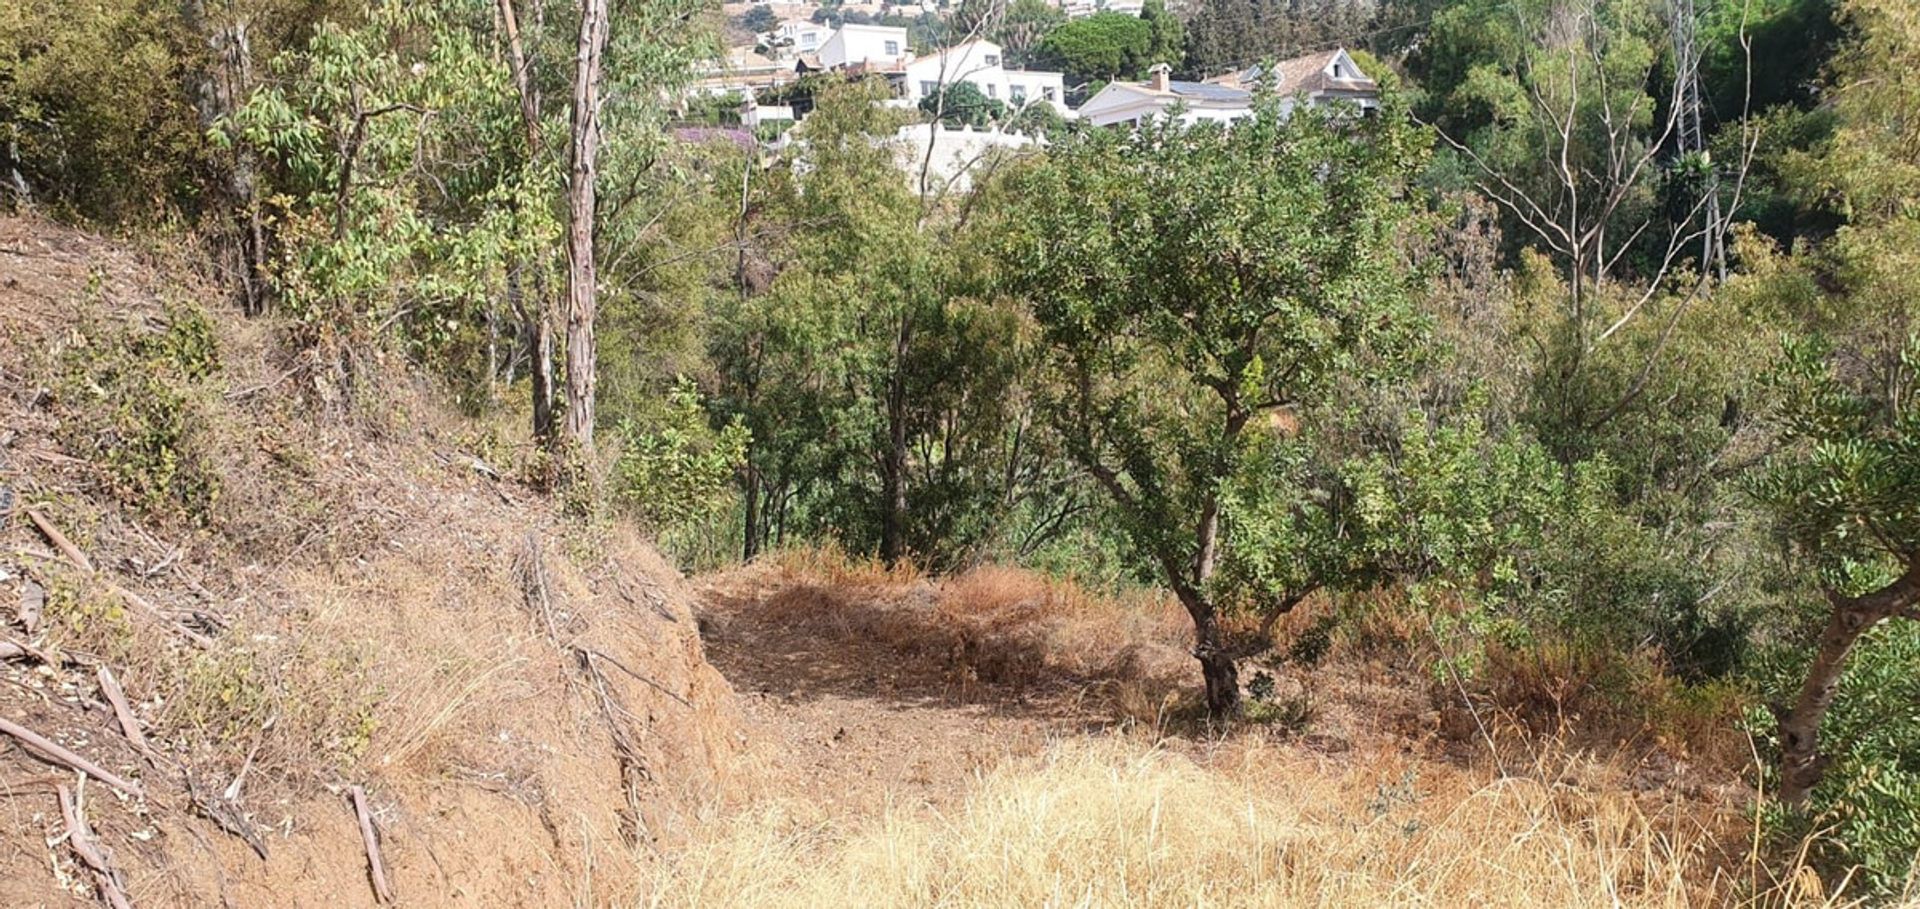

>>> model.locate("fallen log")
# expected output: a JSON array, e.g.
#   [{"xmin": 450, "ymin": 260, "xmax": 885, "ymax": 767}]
[{"xmin": 0, "ymin": 716, "xmax": 143, "ymax": 798}]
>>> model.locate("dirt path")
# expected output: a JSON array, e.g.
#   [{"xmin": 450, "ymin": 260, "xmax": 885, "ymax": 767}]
[{"xmin": 695, "ymin": 571, "xmax": 1123, "ymax": 815}]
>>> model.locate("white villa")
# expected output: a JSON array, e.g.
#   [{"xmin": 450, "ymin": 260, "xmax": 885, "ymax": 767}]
[
  {"xmin": 902, "ymin": 40, "xmax": 1070, "ymax": 115},
  {"xmin": 1078, "ymin": 49, "xmax": 1379, "ymax": 129},
  {"xmin": 818, "ymin": 23, "xmax": 913, "ymax": 70},
  {"xmin": 765, "ymin": 18, "xmax": 832, "ymax": 57}
]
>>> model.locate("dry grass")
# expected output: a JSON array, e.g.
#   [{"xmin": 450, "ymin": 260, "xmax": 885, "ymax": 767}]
[
  {"xmin": 644, "ymin": 735, "xmax": 1877, "ymax": 909},
  {"xmin": 731, "ymin": 551, "xmax": 1194, "ymax": 716}
]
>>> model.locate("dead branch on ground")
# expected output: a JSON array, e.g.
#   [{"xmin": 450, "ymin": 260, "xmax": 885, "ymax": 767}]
[{"xmin": 58, "ymin": 782, "xmax": 133, "ymax": 909}]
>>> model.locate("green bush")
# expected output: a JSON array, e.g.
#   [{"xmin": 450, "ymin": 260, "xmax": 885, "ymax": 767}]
[
  {"xmin": 611, "ymin": 378, "xmax": 749, "ymax": 532},
  {"xmin": 56, "ymin": 303, "xmax": 222, "ymax": 523}
]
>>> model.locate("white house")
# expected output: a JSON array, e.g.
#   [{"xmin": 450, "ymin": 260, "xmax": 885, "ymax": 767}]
[
  {"xmin": 1077, "ymin": 49, "xmax": 1379, "ymax": 129},
  {"xmin": 818, "ymin": 23, "xmax": 911, "ymax": 70},
  {"xmin": 691, "ymin": 46, "xmax": 796, "ymax": 97},
  {"xmin": 901, "ymin": 40, "xmax": 1070, "ymax": 115},
  {"xmin": 765, "ymin": 18, "xmax": 831, "ymax": 58}
]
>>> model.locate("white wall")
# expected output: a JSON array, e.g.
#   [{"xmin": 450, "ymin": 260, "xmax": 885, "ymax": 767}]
[
  {"xmin": 891, "ymin": 124, "xmax": 1039, "ymax": 195},
  {"xmin": 772, "ymin": 20, "xmax": 830, "ymax": 54}
]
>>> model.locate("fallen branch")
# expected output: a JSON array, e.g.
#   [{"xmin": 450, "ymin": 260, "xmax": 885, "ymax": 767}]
[
  {"xmin": 22, "ymin": 508, "xmax": 210, "ymax": 648},
  {"xmin": 58, "ymin": 783, "xmax": 133, "ymax": 909},
  {"xmin": 3, "ymin": 636, "xmax": 54, "ymax": 664},
  {"xmin": 350, "ymin": 785, "xmax": 394, "ymax": 903},
  {"xmin": 573, "ymin": 646, "xmax": 691, "ymax": 709},
  {"xmin": 94, "ymin": 667, "xmax": 149, "ymax": 755},
  {"xmin": 112, "ymin": 585, "xmax": 213, "ymax": 649},
  {"xmin": 187, "ymin": 773, "xmax": 268, "ymax": 861},
  {"xmin": 0, "ymin": 716, "xmax": 144, "ymax": 798},
  {"xmin": 24, "ymin": 507, "xmax": 94, "ymax": 572}
]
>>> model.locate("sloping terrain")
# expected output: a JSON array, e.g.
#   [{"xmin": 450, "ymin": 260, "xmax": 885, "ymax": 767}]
[{"xmin": 0, "ymin": 217, "xmax": 741, "ymax": 907}]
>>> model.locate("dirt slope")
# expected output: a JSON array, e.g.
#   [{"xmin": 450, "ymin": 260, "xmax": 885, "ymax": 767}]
[{"xmin": 0, "ymin": 217, "xmax": 740, "ymax": 907}]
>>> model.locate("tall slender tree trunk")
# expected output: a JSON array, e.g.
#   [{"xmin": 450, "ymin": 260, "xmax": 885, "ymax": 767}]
[
  {"xmin": 742, "ymin": 463, "xmax": 762, "ymax": 561},
  {"xmin": 495, "ymin": 0, "xmax": 557, "ymax": 441},
  {"xmin": 532, "ymin": 300, "xmax": 558, "ymax": 440},
  {"xmin": 1776, "ymin": 558, "xmax": 1920, "ymax": 806},
  {"xmin": 563, "ymin": 0, "xmax": 609, "ymax": 455},
  {"xmin": 880, "ymin": 313, "xmax": 912, "ymax": 566},
  {"xmin": 183, "ymin": 0, "xmax": 264, "ymax": 314}
]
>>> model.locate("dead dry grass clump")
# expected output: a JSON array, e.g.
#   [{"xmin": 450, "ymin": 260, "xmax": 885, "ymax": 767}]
[
  {"xmin": 738, "ymin": 550, "xmax": 1194, "ymax": 712},
  {"xmin": 645, "ymin": 736, "xmax": 1862, "ymax": 908}
]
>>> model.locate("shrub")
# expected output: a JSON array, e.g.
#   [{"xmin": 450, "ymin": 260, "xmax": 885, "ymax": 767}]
[
  {"xmin": 611, "ymin": 378, "xmax": 749, "ymax": 531},
  {"xmin": 55, "ymin": 302, "xmax": 222, "ymax": 523}
]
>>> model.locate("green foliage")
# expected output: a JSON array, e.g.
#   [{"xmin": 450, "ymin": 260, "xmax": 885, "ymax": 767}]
[
  {"xmin": 996, "ymin": 93, "xmax": 1429, "ymax": 629},
  {"xmin": 218, "ymin": 0, "xmax": 537, "ymax": 384},
  {"xmin": 1182, "ymin": 0, "xmax": 1373, "ymax": 79},
  {"xmin": 56, "ymin": 303, "xmax": 223, "ymax": 524},
  {"xmin": 612, "ymin": 379, "xmax": 750, "ymax": 530},
  {"xmin": 0, "ymin": 0, "xmax": 207, "ymax": 220},
  {"xmin": 1035, "ymin": 13, "xmax": 1152, "ymax": 85},
  {"xmin": 920, "ymin": 81, "xmax": 1006, "ymax": 127},
  {"xmin": 741, "ymin": 4, "xmax": 777, "ymax": 33},
  {"xmin": 1140, "ymin": 0, "xmax": 1184, "ymax": 70}
]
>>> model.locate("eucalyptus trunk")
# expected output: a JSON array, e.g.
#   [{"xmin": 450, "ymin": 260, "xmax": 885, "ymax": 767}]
[{"xmin": 562, "ymin": 0, "xmax": 608, "ymax": 455}]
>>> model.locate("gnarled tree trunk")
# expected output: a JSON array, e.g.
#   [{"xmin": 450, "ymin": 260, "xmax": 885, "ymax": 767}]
[{"xmin": 1776, "ymin": 556, "xmax": 1920, "ymax": 806}]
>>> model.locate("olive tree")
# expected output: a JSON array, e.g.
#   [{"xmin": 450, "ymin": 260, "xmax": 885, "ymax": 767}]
[{"xmin": 995, "ymin": 96, "xmax": 1428, "ymax": 716}]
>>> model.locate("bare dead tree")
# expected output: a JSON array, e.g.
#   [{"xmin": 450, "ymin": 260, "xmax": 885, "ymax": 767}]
[{"xmin": 1420, "ymin": 0, "xmax": 1761, "ymax": 426}]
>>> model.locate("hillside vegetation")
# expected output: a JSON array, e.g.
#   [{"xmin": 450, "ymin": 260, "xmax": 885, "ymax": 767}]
[
  {"xmin": 6, "ymin": 0, "xmax": 1920, "ymax": 903},
  {"xmin": 0, "ymin": 217, "xmax": 740, "ymax": 906}
]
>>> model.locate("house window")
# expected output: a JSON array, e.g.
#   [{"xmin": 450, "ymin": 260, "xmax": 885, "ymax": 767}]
[
  {"xmin": 1010, "ymin": 85, "xmax": 1027, "ymax": 103},
  {"xmin": 1042, "ymin": 86, "xmax": 1057, "ymax": 101},
  {"xmin": 985, "ymin": 83, "xmax": 997, "ymax": 98},
  {"xmin": 885, "ymin": 40, "xmax": 900, "ymax": 55},
  {"xmin": 984, "ymin": 54, "xmax": 1000, "ymax": 66},
  {"xmin": 920, "ymin": 80, "xmax": 939, "ymax": 97}
]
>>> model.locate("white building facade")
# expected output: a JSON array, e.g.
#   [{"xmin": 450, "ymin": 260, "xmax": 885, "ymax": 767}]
[
  {"xmin": 818, "ymin": 23, "xmax": 911, "ymax": 69},
  {"xmin": 901, "ymin": 40, "xmax": 1070, "ymax": 115}
]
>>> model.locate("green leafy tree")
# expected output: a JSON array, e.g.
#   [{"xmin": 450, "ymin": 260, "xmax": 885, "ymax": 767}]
[
  {"xmin": 919, "ymin": 81, "xmax": 1007, "ymax": 127},
  {"xmin": 741, "ymin": 4, "xmax": 777, "ymax": 33},
  {"xmin": 713, "ymin": 79, "xmax": 1046, "ymax": 566},
  {"xmin": 1140, "ymin": 0, "xmax": 1184, "ymax": 70},
  {"xmin": 995, "ymin": 96, "xmax": 1429, "ymax": 716},
  {"xmin": 1739, "ymin": 1, "xmax": 1920, "ymax": 891},
  {"xmin": 1035, "ymin": 12, "xmax": 1151, "ymax": 85},
  {"xmin": 1182, "ymin": 0, "xmax": 1371, "ymax": 79}
]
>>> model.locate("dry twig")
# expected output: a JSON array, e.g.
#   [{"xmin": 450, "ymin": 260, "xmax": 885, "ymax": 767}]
[
  {"xmin": 350, "ymin": 785, "xmax": 394, "ymax": 903},
  {"xmin": 94, "ymin": 667, "xmax": 149, "ymax": 755}
]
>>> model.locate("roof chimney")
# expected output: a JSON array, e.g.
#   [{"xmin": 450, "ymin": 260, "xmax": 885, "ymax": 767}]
[{"xmin": 1148, "ymin": 62, "xmax": 1171, "ymax": 92}]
